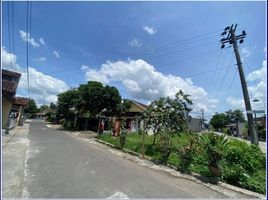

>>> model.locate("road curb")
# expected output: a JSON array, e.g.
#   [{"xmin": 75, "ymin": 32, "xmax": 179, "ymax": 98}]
[{"xmin": 94, "ymin": 138, "xmax": 266, "ymax": 199}]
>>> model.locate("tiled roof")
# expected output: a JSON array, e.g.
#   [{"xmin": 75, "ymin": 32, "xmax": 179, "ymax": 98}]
[
  {"xmin": 13, "ymin": 97, "xmax": 29, "ymax": 106},
  {"xmin": 131, "ymin": 100, "xmax": 149, "ymax": 110},
  {"xmin": 2, "ymin": 80, "xmax": 18, "ymax": 97},
  {"xmin": 2, "ymin": 69, "xmax": 21, "ymax": 98},
  {"xmin": 2, "ymin": 69, "xmax": 21, "ymax": 78}
]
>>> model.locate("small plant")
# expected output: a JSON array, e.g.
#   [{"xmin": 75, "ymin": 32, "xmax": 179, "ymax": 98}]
[
  {"xmin": 177, "ymin": 136, "xmax": 196, "ymax": 173},
  {"xmin": 198, "ymin": 133, "xmax": 228, "ymax": 181},
  {"xmin": 157, "ymin": 131, "xmax": 172, "ymax": 165},
  {"xmin": 119, "ymin": 130, "xmax": 127, "ymax": 149}
]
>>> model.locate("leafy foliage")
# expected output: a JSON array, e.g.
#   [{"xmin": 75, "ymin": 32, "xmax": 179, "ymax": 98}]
[
  {"xmin": 99, "ymin": 132, "xmax": 266, "ymax": 194},
  {"xmin": 177, "ymin": 135, "xmax": 196, "ymax": 173},
  {"xmin": 198, "ymin": 133, "xmax": 228, "ymax": 168},
  {"xmin": 24, "ymin": 99, "xmax": 38, "ymax": 114},
  {"xmin": 143, "ymin": 90, "xmax": 192, "ymax": 144},
  {"xmin": 157, "ymin": 131, "xmax": 173, "ymax": 165},
  {"xmin": 210, "ymin": 113, "xmax": 228, "ymax": 130}
]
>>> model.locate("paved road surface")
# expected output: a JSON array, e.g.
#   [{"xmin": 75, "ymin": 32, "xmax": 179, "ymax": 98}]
[{"xmin": 22, "ymin": 121, "xmax": 226, "ymax": 198}]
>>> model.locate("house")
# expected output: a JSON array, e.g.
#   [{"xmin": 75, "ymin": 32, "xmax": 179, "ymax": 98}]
[
  {"xmin": 226, "ymin": 122, "xmax": 245, "ymax": 136},
  {"xmin": 10, "ymin": 97, "xmax": 29, "ymax": 127},
  {"xmin": 110, "ymin": 100, "xmax": 148, "ymax": 136},
  {"xmin": 2, "ymin": 69, "xmax": 21, "ymax": 129},
  {"xmin": 188, "ymin": 117, "xmax": 203, "ymax": 132},
  {"xmin": 256, "ymin": 115, "xmax": 266, "ymax": 129}
]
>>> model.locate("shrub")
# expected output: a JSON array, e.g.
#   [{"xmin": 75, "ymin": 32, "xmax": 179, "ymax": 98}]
[
  {"xmin": 177, "ymin": 136, "xmax": 196, "ymax": 173},
  {"xmin": 157, "ymin": 131, "xmax": 172, "ymax": 165},
  {"xmin": 198, "ymin": 133, "xmax": 228, "ymax": 178},
  {"xmin": 119, "ymin": 130, "xmax": 127, "ymax": 149}
]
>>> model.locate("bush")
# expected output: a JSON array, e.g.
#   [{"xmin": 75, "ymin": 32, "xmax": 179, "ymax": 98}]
[
  {"xmin": 177, "ymin": 136, "xmax": 196, "ymax": 173},
  {"xmin": 220, "ymin": 139, "xmax": 266, "ymax": 194},
  {"xmin": 119, "ymin": 130, "xmax": 127, "ymax": 148},
  {"xmin": 157, "ymin": 132, "xmax": 172, "ymax": 165}
]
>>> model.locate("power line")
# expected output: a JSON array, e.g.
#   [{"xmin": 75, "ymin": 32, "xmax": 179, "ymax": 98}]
[
  {"xmin": 224, "ymin": 68, "xmax": 238, "ymax": 100},
  {"xmin": 210, "ymin": 52, "xmax": 234, "ymax": 98},
  {"xmin": 7, "ymin": 1, "xmax": 13, "ymax": 70},
  {"xmin": 26, "ymin": 1, "xmax": 31, "ymax": 98},
  {"xmin": 207, "ymin": 50, "xmax": 224, "ymax": 95}
]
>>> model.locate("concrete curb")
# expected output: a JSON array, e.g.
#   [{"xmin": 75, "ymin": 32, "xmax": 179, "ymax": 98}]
[{"xmin": 94, "ymin": 138, "xmax": 266, "ymax": 199}]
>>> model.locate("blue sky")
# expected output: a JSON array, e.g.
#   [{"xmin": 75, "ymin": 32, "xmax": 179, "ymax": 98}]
[{"xmin": 2, "ymin": 1, "xmax": 267, "ymax": 119}]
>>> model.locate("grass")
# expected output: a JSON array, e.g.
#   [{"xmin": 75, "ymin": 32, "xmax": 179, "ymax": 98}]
[{"xmin": 98, "ymin": 132, "xmax": 266, "ymax": 194}]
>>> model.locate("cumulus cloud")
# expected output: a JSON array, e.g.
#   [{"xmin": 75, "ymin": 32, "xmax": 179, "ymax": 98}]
[
  {"xmin": 128, "ymin": 38, "xmax": 142, "ymax": 47},
  {"xmin": 1, "ymin": 47, "xmax": 20, "ymax": 71},
  {"xmin": 81, "ymin": 59, "xmax": 218, "ymax": 112},
  {"xmin": 18, "ymin": 67, "xmax": 69, "ymax": 105},
  {"xmin": 143, "ymin": 26, "xmax": 157, "ymax": 35},
  {"xmin": 53, "ymin": 50, "xmax": 60, "ymax": 58},
  {"xmin": 2, "ymin": 47, "xmax": 69, "ymax": 105},
  {"xmin": 246, "ymin": 60, "xmax": 267, "ymax": 82},
  {"xmin": 19, "ymin": 30, "xmax": 40, "ymax": 48},
  {"xmin": 226, "ymin": 97, "xmax": 245, "ymax": 110},
  {"xmin": 227, "ymin": 59, "xmax": 266, "ymax": 112},
  {"xmin": 39, "ymin": 38, "xmax": 45, "ymax": 45}
]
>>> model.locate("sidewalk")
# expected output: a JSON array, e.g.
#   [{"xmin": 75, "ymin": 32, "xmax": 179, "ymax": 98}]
[{"xmin": 2, "ymin": 122, "xmax": 30, "ymax": 198}]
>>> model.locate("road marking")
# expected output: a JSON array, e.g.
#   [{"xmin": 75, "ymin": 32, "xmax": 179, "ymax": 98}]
[{"xmin": 107, "ymin": 191, "xmax": 129, "ymax": 199}]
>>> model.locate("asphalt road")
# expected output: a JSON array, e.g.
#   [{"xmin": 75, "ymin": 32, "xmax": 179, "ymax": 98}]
[{"xmin": 23, "ymin": 121, "xmax": 226, "ymax": 198}]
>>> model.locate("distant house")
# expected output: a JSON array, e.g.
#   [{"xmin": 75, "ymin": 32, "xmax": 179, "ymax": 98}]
[
  {"xmin": 2, "ymin": 69, "xmax": 21, "ymax": 129},
  {"xmin": 9, "ymin": 97, "xmax": 29, "ymax": 127},
  {"xmin": 226, "ymin": 122, "xmax": 246, "ymax": 136},
  {"xmin": 111, "ymin": 100, "xmax": 148, "ymax": 136},
  {"xmin": 256, "ymin": 115, "xmax": 266, "ymax": 129},
  {"xmin": 188, "ymin": 117, "xmax": 203, "ymax": 132}
]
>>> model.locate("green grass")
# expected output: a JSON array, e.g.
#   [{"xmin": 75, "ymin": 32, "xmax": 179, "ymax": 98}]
[{"xmin": 98, "ymin": 132, "xmax": 266, "ymax": 194}]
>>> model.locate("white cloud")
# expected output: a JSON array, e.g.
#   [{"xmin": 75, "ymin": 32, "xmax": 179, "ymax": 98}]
[
  {"xmin": 128, "ymin": 38, "xmax": 142, "ymax": 47},
  {"xmin": 82, "ymin": 59, "xmax": 218, "ymax": 113},
  {"xmin": 18, "ymin": 67, "xmax": 69, "ymax": 105},
  {"xmin": 39, "ymin": 38, "xmax": 45, "ymax": 45},
  {"xmin": 19, "ymin": 30, "xmax": 40, "ymax": 48},
  {"xmin": 227, "ymin": 59, "xmax": 266, "ymax": 112},
  {"xmin": 2, "ymin": 47, "xmax": 69, "ymax": 105},
  {"xmin": 246, "ymin": 60, "xmax": 267, "ymax": 82},
  {"xmin": 226, "ymin": 97, "xmax": 245, "ymax": 110},
  {"xmin": 1, "ymin": 47, "xmax": 20, "ymax": 71},
  {"xmin": 143, "ymin": 26, "xmax": 157, "ymax": 35},
  {"xmin": 53, "ymin": 51, "xmax": 60, "ymax": 58},
  {"xmin": 36, "ymin": 57, "xmax": 47, "ymax": 62}
]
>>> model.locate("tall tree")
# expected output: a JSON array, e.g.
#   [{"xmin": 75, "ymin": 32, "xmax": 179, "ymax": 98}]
[
  {"xmin": 39, "ymin": 104, "xmax": 49, "ymax": 113},
  {"xmin": 77, "ymin": 81, "xmax": 122, "ymax": 117},
  {"xmin": 225, "ymin": 109, "xmax": 245, "ymax": 123},
  {"xmin": 24, "ymin": 99, "xmax": 38, "ymax": 114},
  {"xmin": 210, "ymin": 113, "xmax": 228, "ymax": 130}
]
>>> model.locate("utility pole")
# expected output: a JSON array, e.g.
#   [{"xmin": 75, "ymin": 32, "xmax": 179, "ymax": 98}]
[
  {"xmin": 220, "ymin": 24, "xmax": 258, "ymax": 145},
  {"xmin": 201, "ymin": 109, "xmax": 204, "ymax": 131}
]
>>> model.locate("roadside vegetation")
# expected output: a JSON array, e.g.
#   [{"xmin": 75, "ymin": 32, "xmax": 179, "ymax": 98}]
[
  {"xmin": 37, "ymin": 81, "xmax": 265, "ymax": 194},
  {"xmin": 99, "ymin": 132, "xmax": 266, "ymax": 194}
]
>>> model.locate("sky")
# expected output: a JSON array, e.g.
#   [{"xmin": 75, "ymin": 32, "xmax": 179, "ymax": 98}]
[{"xmin": 2, "ymin": 1, "xmax": 267, "ymax": 119}]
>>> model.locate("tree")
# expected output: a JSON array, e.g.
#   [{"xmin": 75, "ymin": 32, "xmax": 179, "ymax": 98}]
[
  {"xmin": 225, "ymin": 109, "xmax": 245, "ymax": 123},
  {"xmin": 210, "ymin": 113, "xmax": 228, "ymax": 130},
  {"xmin": 24, "ymin": 99, "xmax": 38, "ymax": 114},
  {"xmin": 143, "ymin": 90, "xmax": 192, "ymax": 145},
  {"xmin": 39, "ymin": 104, "xmax": 49, "ymax": 113},
  {"xmin": 49, "ymin": 102, "xmax": 57, "ymax": 110},
  {"xmin": 57, "ymin": 88, "xmax": 80, "ymax": 129},
  {"xmin": 77, "ymin": 81, "xmax": 122, "ymax": 117}
]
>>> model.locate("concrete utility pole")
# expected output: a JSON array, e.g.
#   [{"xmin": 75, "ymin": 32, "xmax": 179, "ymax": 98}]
[
  {"xmin": 201, "ymin": 109, "xmax": 204, "ymax": 130},
  {"xmin": 220, "ymin": 24, "xmax": 259, "ymax": 145}
]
